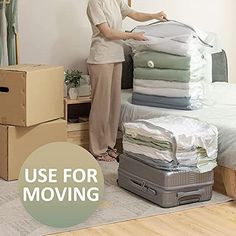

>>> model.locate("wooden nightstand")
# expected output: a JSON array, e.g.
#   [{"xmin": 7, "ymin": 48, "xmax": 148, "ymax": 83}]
[{"xmin": 64, "ymin": 96, "xmax": 91, "ymax": 149}]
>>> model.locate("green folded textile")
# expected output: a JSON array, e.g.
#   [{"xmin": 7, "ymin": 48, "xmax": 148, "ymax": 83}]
[
  {"xmin": 134, "ymin": 51, "xmax": 192, "ymax": 70},
  {"xmin": 124, "ymin": 133, "xmax": 208, "ymax": 158},
  {"xmin": 134, "ymin": 67, "xmax": 198, "ymax": 82},
  {"xmin": 124, "ymin": 134, "xmax": 172, "ymax": 151}
]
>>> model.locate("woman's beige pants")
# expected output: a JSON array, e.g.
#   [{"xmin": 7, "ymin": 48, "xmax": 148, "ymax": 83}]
[{"xmin": 88, "ymin": 63, "xmax": 122, "ymax": 156}]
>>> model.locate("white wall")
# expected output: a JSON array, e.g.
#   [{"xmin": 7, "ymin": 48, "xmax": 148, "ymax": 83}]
[{"xmin": 19, "ymin": 0, "xmax": 236, "ymax": 82}]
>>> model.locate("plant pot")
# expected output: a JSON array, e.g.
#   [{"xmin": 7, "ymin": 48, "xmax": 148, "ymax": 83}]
[{"xmin": 69, "ymin": 87, "xmax": 79, "ymax": 100}]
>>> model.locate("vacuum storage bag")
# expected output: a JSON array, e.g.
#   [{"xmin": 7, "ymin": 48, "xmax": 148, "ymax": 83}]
[
  {"xmin": 127, "ymin": 20, "xmax": 214, "ymax": 110},
  {"xmin": 122, "ymin": 116, "xmax": 218, "ymax": 173}
]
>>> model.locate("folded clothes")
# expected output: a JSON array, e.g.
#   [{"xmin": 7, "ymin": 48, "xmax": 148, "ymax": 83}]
[
  {"xmin": 124, "ymin": 150, "xmax": 217, "ymax": 173},
  {"xmin": 125, "ymin": 151, "xmax": 179, "ymax": 171},
  {"xmin": 123, "ymin": 141, "xmax": 215, "ymax": 170},
  {"xmin": 123, "ymin": 116, "xmax": 218, "ymax": 173},
  {"xmin": 124, "ymin": 132, "xmax": 208, "ymax": 156},
  {"xmin": 134, "ymin": 67, "xmax": 203, "ymax": 82},
  {"xmin": 133, "ymin": 51, "xmax": 206, "ymax": 70},
  {"xmin": 126, "ymin": 35, "xmax": 203, "ymax": 57},
  {"xmin": 133, "ymin": 85, "xmax": 203, "ymax": 98},
  {"xmin": 132, "ymin": 92, "xmax": 200, "ymax": 110},
  {"xmin": 134, "ymin": 79, "xmax": 204, "ymax": 90},
  {"xmin": 124, "ymin": 116, "xmax": 218, "ymax": 158},
  {"xmin": 124, "ymin": 133, "xmax": 172, "ymax": 150}
]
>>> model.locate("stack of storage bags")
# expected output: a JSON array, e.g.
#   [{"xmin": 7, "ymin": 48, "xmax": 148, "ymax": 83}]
[
  {"xmin": 125, "ymin": 21, "xmax": 213, "ymax": 110},
  {"xmin": 123, "ymin": 116, "xmax": 218, "ymax": 173}
]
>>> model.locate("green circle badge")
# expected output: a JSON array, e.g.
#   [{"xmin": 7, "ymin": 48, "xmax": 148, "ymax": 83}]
[{"xmin": 18, "ymin": 142, "xmax": 104, "ymax": 228}]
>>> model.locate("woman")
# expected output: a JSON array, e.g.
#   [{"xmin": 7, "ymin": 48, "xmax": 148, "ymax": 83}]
[{"xmin": 87, "ymin": 0, "xmax": 168, "ymax": 161}]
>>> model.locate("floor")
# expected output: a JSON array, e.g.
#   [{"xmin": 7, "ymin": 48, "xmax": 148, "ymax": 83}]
[{"xmin": 51, "ymin": 201, "xmax": 236, "ymax": 236}]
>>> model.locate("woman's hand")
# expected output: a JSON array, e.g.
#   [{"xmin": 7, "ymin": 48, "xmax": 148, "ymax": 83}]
[
  {"xmin": 131, "ymin": 32, "xmax": 147, "ymax": 41},
  {"xmin": 154, "ymin": 11, "xmax": 168, "ymax": 21},
  {"xmin": 128, "ymin": 10, "xmax": 168, "ymax": 23},
  {"xmin": 97, "ymin": 23, "xmax": 147, "ymax": 41}
]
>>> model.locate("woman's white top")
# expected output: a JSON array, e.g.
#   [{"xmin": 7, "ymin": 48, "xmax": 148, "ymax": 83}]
[{"xmin": 87, "ymin": 0, "xmax": 133, "ymax": 64}]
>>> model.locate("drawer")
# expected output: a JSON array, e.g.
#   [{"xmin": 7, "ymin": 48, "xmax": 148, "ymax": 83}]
[
  {"xmin": 67, "ymin": 130, "xmax": 89, "ymax": 145},
  {"xmin": 67, "ymin": 122, "xmax": 89, "ymax": 132}
]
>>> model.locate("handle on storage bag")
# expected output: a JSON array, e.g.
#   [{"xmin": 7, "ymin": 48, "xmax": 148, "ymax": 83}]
[{"xmin": 124, "ymin": 120, "xmax": 179, "ymax": 167}]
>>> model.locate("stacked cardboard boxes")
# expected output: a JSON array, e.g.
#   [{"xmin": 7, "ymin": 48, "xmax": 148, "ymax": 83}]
[{"xmin": 0, "ymin": 65, "xmax": 67, "ymax": 180}]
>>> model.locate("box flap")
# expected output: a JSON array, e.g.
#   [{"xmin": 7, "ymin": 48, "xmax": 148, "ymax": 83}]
[{"xmin": 0, "ymin": 64, "xmax": 64, "ymax": 73}]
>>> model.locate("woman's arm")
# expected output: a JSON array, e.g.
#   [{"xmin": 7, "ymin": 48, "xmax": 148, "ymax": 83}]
[
  {"xmin": 97, "ymin": 23, "xmax": 146, "ymax": 41},
  {"xmin": 128, "ymin": 11, "xmax": 168, "ymax": 22}
]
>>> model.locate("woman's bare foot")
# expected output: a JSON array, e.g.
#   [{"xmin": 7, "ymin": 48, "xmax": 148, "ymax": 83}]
[
  {"xmin": 108, "ymin": 148, "xmax": 119, "ymax": 160},
  {"xmin": 96, "ymin": 153, "xmax": 115, "ymax": 162}
]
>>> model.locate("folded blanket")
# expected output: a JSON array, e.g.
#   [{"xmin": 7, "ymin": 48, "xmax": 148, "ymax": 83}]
[
  {"xmin": 123, "ymin": 145, "xmax": 217, "ymax": 173},
  {"xmin": 124, "ymin": 116, "xmax": 218, "ymax": 158},
  {"xmin": 133, "ymin": 79, "xmax": 204, "ymax": 90},
  {"xmin": 132, "ymin": 93, "xmax": 201, "ymax": 110},
  {"xmin": 126, "ymin": 36, "xmax": 202, "ymax": 57},
  {"xmin": 134, "ymin": 67, "xmax": 203, "ymax": 82},
  {"xmin": 134, "ymin": 51, "xmax": 205, "ymax": 70},
  {"xmin": 133, "ymin": 85, "xmax": 203, "ymax": 98},
  {"xmin": 125, "ymin": 151, "xmax": 179, "ymax": 171},
  {"xmin": 123, "ymin": 141, "xmax": 209, "ymax": 166},
  {"xmin": 124, "ymin": 132, "xmax": 208, "ymax": 155},
  {"xmin": 124, "ymin": 133, "xmax": 172, "ymax": 150},
  {"xmin": 125, "ymin": 21, "xmax": 210, "ymax": 56}
]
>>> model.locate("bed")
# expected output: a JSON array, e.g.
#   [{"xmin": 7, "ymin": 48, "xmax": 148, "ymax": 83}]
[{"xmin": 119, "ymin": 49, "xmax": 236, "ymax": 199}]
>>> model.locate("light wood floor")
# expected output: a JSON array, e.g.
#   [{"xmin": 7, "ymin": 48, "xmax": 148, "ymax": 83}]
[{"xmin": 52, "ymin": 201, "xmax": 236, "ymax": 236}]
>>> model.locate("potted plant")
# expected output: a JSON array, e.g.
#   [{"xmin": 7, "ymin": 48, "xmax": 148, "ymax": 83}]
[{"xmin": 64, "ymin": 70, "xmax": 83, "ymax": 100}]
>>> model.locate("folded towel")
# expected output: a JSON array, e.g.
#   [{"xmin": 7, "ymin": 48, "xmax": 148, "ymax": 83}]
[
  {"xmin": 132, "ymin": 96, "xmax": 192, "ymax": 110},
  {"xmin": 123, "ymin": 142, "xmax": 217, "ymax": 173},
  {"xmin": 132, "ymin": 92, "xmax": 202, "ymax": 110},
  {"xmin": 133, "ymin": 85, "xmax": 203, "ymax": 98},
  {"xmin": 134, "ymin": 67, "xmax": 203, "ymax": 82},
  {"xmin": 134, "ymin": 51, "xmax": 205, "ymax": 70},
  {"xmin": 134, "ymin": 79, "xmax": 204, "ymax": 89}
]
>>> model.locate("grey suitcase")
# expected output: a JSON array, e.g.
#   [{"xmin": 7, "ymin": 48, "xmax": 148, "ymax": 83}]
[{"xmin": 118, "ymin": 154, "xmax": 214, "ymax": 208}]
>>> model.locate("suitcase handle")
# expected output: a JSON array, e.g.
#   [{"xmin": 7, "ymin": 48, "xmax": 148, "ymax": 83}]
[
  {"xmin": 177, "ymin": 189, "xmax": 204, "ymax": 204},
  {"xmin": 0, "ymin": 87, "xmax": 9, "ymax": 93},
  {"xmin": 130, "ymin": 179, "xmax": 158, "ymax": 196},
  {"xmin": 130, "ymin": 179, "xmax": 148, "ymax": 191},
  {"xmin": 124, "ymin": 120, "xmax": 179, "ymax": 167}
]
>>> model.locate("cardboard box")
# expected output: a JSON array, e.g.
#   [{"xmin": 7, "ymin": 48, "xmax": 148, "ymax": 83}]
[
  {"xmin": 0, "ymin": 64, "xmax": 64, "ymax": 127},
  {"xmin": 0, "ymin": 119, "xmax": 67, "ymax": 181}
]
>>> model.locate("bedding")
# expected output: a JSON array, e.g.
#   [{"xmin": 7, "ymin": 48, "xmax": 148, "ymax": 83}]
[
  {"xmin": 133, "ymin": 51, "xmax": 205, "ymax": 70},
  {"xmin": 120, "ymin": 82, "xmax": 236, "ymax": 172},
  {"xmin": 134, "ymin": 67, "xmax": 203, "ymax": 82}
]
